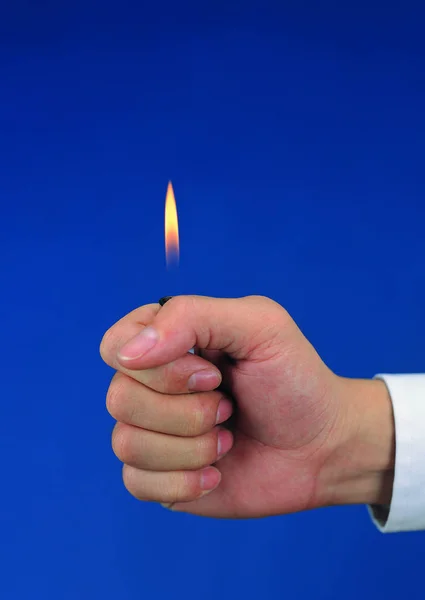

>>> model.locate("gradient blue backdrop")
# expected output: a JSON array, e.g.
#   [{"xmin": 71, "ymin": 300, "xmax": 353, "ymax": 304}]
[{"xmin": 1, "ymin": 2, "xmax": 424, "ymax": 599}]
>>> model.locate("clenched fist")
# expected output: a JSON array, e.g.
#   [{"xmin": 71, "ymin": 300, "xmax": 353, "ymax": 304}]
[{"xmin": 100, "ymin": 295, "xmax": 394, "ymax": 518}]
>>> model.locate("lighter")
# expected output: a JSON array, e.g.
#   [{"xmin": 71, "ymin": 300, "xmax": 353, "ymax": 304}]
[{"xmin": 158, "ymin": 296, "xmax": 173, "ymax": 307}]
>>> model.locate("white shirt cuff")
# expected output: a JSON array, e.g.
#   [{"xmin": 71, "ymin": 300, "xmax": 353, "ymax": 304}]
[{"xmin": 368, "ymin": 374, "xmax": 425, "ymax": 533}]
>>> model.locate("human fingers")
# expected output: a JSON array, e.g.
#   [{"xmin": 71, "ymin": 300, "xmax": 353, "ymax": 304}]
[
  {"xmin": 112, "ymin": 422, "xmax": 234, "ymax": 471},
  {"xmin": 115, "ymin": 295, "xmax": 291, "ymax": 370},
  {"xmin": 106, "ymin": 372, "xmax": 233, "ymax": 436},
  {"xmin": 100, "ymin": 303, "xmax": 223, "ymax": 393},
  {"xmin": 122, "ymin": 464, "xmax": 222, "ymax": 503}
]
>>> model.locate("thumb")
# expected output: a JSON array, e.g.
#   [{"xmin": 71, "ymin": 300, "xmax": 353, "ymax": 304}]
[{"xmin": 117, "ymin": 295, "xmax": 291, "ymax": 370}]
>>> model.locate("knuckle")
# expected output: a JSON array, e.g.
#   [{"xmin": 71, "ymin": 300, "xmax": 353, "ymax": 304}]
[
  {"xmin": 185, "ymin": 402, "xmax": 206, "ymax": 437},
  {"xmin": 112, "ymin": 423, "xmax": 133, "ymax": 463},
  {"xmin": 244, "ymin": 295, "xmax": 292, "ymax": 336},
  {"xmin": 99, "ymin": 326, "xmax": 116, "ymax": 364},
  {"xmin": 106, "ymin": 375, "xmax": 128, "ymax": 420},
  {"xmin": 167, "ymin": 480, "xmax": 185, "ymax": 503},
  {"xmin": 122, "ymin": 465, "xmax": 139, "ymax": 497},
  {"xmin": 121, "ymin": 468, "xmax": 201, "ymax": 504},
  {"xmin": 141, "ymin": 366, "xmax": 166, "ymax": 393},
  {"xmin": 190, "ymin": 409, "xmax": 206, "ymax": 437},
  {"xmin": 244, "ymin": 294, "xmax": 268, "ymax": 302},
  {"xmin": 194, "ymin": 432, "xmax": 217, "ymax": 467},
  {"xmin": 162, "ymin": 361, "xmax": 189, "ymax": 394},
  {"xmin": 133, "ymin": 367, "xmax": 154, "ymax": 391},
  {"xmin": 243, "ymin": 294, "xmax": 273, "ymax": 306},
  {"xmin": 169, "ymin": 474, "xmax": 196, "ymax": 503},
  {"xmin": 244, "ymin": 294, "xmax": 285, "ymax": 315},
  {"xmin": 186, "ymin": 394, "xmax": 216, "ymax": 436}
]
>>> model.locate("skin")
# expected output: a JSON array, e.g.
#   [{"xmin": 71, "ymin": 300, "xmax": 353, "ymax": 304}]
[{"xmin": 99, "ymin": 295, "xmax": 395, "ymax": 518}]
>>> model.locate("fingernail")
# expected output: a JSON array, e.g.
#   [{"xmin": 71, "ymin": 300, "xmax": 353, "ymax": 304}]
[
  {"xmin": 187, "ymin": 369, "xmax": 221, "ymax": 392},
  {"xmin": 118, "ymin": 326, "xmax": 159, "ymax": 360},
  {"xmin": 216, "ymin": 398, "xmax": 233, "ymax": 424},
  {"xmin": 217, "ymin": 429, "xmax": 233, "ymax": 459},
  {"xmin": 200, "ymin": 466, "xmax": 221, "ymax": 491}
]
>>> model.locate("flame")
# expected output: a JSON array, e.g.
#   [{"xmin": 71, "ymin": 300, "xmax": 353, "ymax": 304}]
[{"xmin": 165, "ymin": 181, "xmax": 179, "ymax": 267}]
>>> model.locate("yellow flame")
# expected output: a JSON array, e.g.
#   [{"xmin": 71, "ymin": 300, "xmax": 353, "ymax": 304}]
[{"xmin": 165, "ymin": 181, "xmax": 179, "ymax": 267}]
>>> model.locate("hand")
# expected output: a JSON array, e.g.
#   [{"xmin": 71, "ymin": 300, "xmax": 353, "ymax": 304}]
[{"xmin": 100, "ymin": 295, "xmax": 395, "ymax": 518}]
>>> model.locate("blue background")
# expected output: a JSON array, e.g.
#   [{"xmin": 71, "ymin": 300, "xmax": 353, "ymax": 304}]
[{"xmin": 1, "ymin": 2, "xmax": 424, "ymax": 598}]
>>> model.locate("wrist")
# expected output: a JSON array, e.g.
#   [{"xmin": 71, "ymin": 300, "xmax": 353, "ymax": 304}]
[{"xmin": 319, "ymin": 377, "xmax": 395, "ymax": 508}]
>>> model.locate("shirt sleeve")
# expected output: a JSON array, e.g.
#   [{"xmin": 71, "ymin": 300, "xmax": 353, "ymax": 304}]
[{"xmin": 368, "ymin": 373, "xmax": 425, "ymax": 533}]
